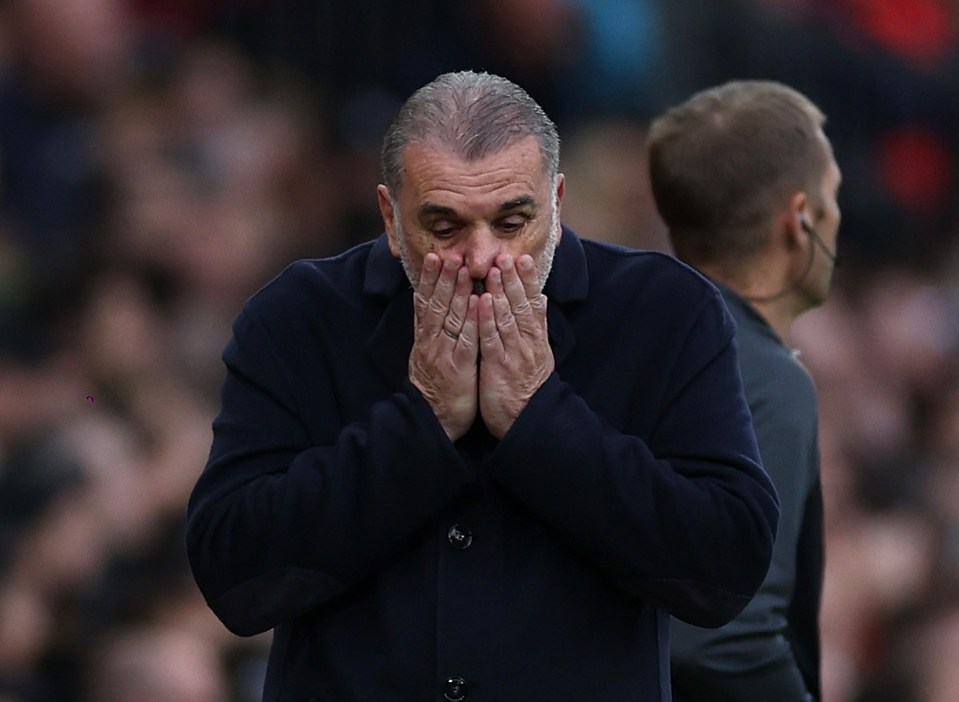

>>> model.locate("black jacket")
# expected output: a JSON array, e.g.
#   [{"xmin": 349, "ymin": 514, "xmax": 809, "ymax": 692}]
[{"xmin": 186, "ymin": 229, "xmax": 779, "ymax": 702}]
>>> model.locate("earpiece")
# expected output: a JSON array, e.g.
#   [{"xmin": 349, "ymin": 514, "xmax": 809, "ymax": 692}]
[{"xmin": 800, "ymin": 214, "xmax": 838, "ymax": 265}]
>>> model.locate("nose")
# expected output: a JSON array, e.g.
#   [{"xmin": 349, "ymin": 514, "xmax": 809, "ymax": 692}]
[{"xmin": 462, "ymin": 226, "xmax": 501, "ymax": 283}]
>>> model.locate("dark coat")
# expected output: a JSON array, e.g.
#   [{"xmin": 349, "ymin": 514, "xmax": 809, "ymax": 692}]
[{"xmin": 186, "ymin": 228, "xmax": 779, "ymax": 702}]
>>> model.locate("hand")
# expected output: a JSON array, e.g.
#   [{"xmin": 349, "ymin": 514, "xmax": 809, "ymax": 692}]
[
  {"xmin": 478, "ymin": 254, "xmax": 554, "ymax": 438},
  {"xmin": 409, "ymin": 253, "xmax": 480, "ymax": 441}
]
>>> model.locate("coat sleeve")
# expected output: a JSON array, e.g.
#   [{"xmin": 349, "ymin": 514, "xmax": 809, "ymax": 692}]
[
  {"xmin": 487, "ymin": 289, "xmax": 779, "ymax": 628},
  {"xmin": 185, "ymin": 308, "xmax": 473, "ymax": 636}
]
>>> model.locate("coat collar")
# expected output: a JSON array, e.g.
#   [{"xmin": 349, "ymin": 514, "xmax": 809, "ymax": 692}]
[{"xmin": 363, "ymin": 227, "xmax": 588, "ymax": 381}]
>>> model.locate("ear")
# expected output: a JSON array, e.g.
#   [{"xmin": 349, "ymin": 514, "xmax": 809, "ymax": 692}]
[
  {"xmin": 377, "ymin": 185, "xmax": 402, "ymax": 258},
  {"xmin": 784, "ymin": 190, "xmax": 809, "ymax": 250},
  {"xmin": 554, "ymin": 173, "xmax": 566, "ymax": 244}
]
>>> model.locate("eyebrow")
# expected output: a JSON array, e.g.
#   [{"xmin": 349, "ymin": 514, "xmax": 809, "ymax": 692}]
[
  {"xmin": 417, "ymin": 197, "xmax": 538, "ymax": 219},
  {"xmin": 418, "ymin": 203, "xmax": 458, "ymax": 218},
  {"xmin": 498, "ymin": 196, "xmax": 538, "ymax": 212}
]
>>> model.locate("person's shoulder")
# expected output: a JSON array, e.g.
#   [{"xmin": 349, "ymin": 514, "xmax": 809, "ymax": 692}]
[
  {"xmin": 574, "ymin": 238, "xmax": 734, "ymax": 347},
  {"xmin": 737, "ymin": 327, "xmax": 818, "ymax": 405},
  {"xmin": 239, "ymin": 239, "xmax": 376, "ymax": 323},
  {"xmin": 282, "ymin": 240, "xmax": 375, "ymax": 289}
]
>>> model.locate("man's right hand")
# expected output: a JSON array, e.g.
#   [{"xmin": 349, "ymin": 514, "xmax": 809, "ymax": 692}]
[{"xmin": 409, "ymin": 253, "xmax": 479, "ymax": 441}]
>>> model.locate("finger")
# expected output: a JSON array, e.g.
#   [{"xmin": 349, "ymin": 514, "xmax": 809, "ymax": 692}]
[
  {"xmin": 497, "ymin": 255, "xmax": 531, "ymax": 314},
  {"xmin": 444, "ymin": 265, "xmax": 472, "ymax": 330},
  {"xmin": 516, "ymin": 254, "xmax": 541, "ymax": 298},
  {"xmin": 416, "ymin": 253, "xmax": 442, "ymax": 300},
  {"xmin": 413, "ymin": 254, "xmax": 442, "ymax": 329},
  {"xmin": 421, "ymin": 257, "xmax": 461, "ymax": 330},
  {"xmin": 478, "ymin": 292, "xmax": 504, "ymax": 360},
  {"xmin": 430, "ymin": 257, "xmax": 461, "ymax": 311},
  {"xmin": 494, "ymin": 256, "xmax": 543, "ymax": 344},
  {"xmin": 515, "ymin": 254, "xmax": 549, "ymax": 339},
  {"xmin": 453, "ymin": 295, "xmax": 480, "ymax": 364},
  {"xmin": 487, "ymin": 267, "xmax": 520, "ymax": 346}
]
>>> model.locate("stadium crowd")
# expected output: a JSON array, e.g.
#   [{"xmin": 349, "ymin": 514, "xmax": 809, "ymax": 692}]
[{"xmin": 1, "ymin": 0, "xmax": 959, "ymax": 700}]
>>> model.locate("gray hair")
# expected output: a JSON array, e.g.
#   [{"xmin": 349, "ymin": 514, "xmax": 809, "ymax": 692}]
[{"xmin": 381, "ymin": 71, "xmax": 560, "ymax": 193}]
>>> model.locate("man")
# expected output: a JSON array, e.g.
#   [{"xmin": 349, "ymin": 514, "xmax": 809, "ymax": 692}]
[
  {"xmin": 186, "ymin": 71, "xmax": 779, "ymax": 702},
  {"xmin": 647, "ymin": 80, "xmax": 841, "ymax": 701}
]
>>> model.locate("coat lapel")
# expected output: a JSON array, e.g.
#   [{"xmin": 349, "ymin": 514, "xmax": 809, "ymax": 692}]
[
  {"xmin": 363, "ymin": 235, "xmax": 414, "ymax": 384},
  {"xmin": 542, "ymin": 227, "xmax": 588, "ymax": 367},
  {"xmin": 365, "ymin": 293, "xmax": 414, "ymax": 383}
]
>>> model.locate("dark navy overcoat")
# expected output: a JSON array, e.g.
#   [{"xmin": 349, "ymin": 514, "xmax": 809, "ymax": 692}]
[{"xmin": 186, "ymin": 227, "xmax": 779, "ymax": 702}]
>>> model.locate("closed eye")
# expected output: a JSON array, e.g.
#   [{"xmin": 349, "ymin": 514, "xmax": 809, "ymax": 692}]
[
  {"xmin": 495, "ymin": 215, "xmax": 530, "ymax": 235},
  {"xmin": 430, "ymin": 220, "xmax": 461, "ymax": 239}
]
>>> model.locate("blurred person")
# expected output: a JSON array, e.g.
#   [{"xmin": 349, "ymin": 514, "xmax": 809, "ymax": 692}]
[
  {"xmin": 792, "ymin": 286, "xmax": 916, "ymax": 480},
  {"xmin": 4, "ymin": 0, "xmax": 132, "ymax": 102},
  {"xmin": 648, "ymin": 80, "xmax": 842, "ymax": 701},
  {"xmin": 186, "ymin": 70, "xmax": 779, "ymax": 701},
  {"xmin": 208, "ymin": 0, "xmax": 664, "ymax": 129},
  {"xmin": 62, "ymin": 267, "xmax": 223, "ymax": 538},
  {"xmin": 0, "ymin": 0, "xmax": 138, "ymax": 474},
  {"xmin": 0, "ymin": 0, "xmax": 136, "ymax": 291},
  {"xmin": 912, "ymin": 600, "xmax": 959, "ymax": 702},
  {"xmin": 0, "ymin": 353, "xmax": 90, "ymax": 441},
  {"xmin": 87, "ymin": 625, "xmax": 229, "ymax": 702},
  {"xmin": 125, "ymin": 372, "xmax": 218, "ymax": 523},
  {"xmin": 857, "ymin": 268, "xmax": 959, "ymax": 408},
  {"xmin": 71, "ymin": 270, "xmax": 168, "ymax": 393},
  {"xmin": 792, "ymin": 274, "xmax": 949, "ymax": 702},
  {"xmin": 0, "ymin": 433, "xmax": 105, "ymax": 600},
  {"xmin": 98, "ymin": 42, "xmax": 344, "ymax": 399},
  {"xmin": 851, "ymin": 589, "xmax": 959, "ymax": 702},
  {"xmin": 0, "ymin": 432, "xmax": 107, "ymax": 700},
  {"xmin": 471, "ymin": 0, "xmax": 666, "ymax": 124}
]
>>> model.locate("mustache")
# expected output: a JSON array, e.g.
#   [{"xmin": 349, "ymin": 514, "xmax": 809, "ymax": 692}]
[{"xmin": 472, "ymin": 279, "xmax": 486, "ymax": 295}]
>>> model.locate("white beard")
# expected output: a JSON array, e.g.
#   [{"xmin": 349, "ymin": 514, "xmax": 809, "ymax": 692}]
[{"xmin": 394, "ymin": 182, "xmax": 561, "ymax": 294}]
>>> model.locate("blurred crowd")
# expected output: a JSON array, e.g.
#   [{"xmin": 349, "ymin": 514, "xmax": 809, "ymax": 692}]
[{"xmin": 0, "ymin": 0, "xmax": 958, "ymax": 700}]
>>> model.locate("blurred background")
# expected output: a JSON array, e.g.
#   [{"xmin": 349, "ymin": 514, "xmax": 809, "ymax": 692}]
[{"xmin": 0, "ymin": 0, "xmax": 957, "ymax": 700}]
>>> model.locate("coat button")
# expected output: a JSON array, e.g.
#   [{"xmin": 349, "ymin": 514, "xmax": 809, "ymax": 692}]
[
  {"xmin": 447, "ymin": 524, "xmax": 473, "ymax": 549},
  {"xmin": 443, "ymin": 676, "xmax": 468, "ymax": 701}
]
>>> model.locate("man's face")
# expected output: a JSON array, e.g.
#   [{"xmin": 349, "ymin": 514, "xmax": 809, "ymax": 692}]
[
  {"xmin": 805, "ymin": 134, "xmax": 842, "ymax": 306},
  {"xmin": 378, "ymin": 136, "xmax": 564, "ymax": 292}
]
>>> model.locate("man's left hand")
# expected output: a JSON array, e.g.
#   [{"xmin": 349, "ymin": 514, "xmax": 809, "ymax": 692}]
[{"xmin": 477, "ymin": 254, "xmax": 554, "ymax": 438}]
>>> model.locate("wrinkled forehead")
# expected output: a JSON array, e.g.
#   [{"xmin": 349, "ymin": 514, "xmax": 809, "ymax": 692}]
[
  {"xmin": 402, "ymin": 136, "xmax": 548, "ymax": 180},
  {"xmin": 397, "ymin": 138, "xmax": 552, "ymax": 201}
]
